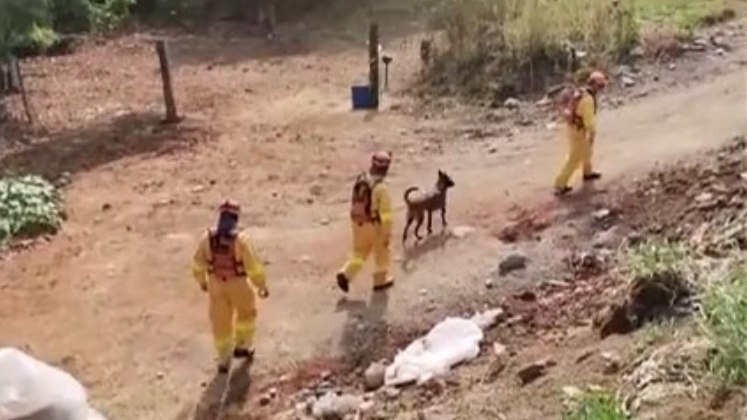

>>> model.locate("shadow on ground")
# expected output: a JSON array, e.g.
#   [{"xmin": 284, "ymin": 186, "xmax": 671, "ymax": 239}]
[
  {"xmin": 189, "ymin": 358, "xmax": 254, "ymax": 420},
  {"xmin": 336, "ymin": 291, "xmax": 390, "ymax": 367},
  {"xmin": 0, "ymin": 111, "xmax": 207, "ymax": 179}
]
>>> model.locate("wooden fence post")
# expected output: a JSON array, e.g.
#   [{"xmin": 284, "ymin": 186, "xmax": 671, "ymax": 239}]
[
  {"xmin": 368, "ymin": 23, "xmax": 379, "ymax": 109},
  {"xmin": 14, "ymin": 58, "xmax": 33, "ymax": 125},
  {"xmin": 155, "ymin": 40, "xmax": 179, "ymax": 123}
]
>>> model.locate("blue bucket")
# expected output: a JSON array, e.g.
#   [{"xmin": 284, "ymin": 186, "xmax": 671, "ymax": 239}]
[{"xmin": 351, "ymin": 85, "xmax": 372, "ymax": 109}]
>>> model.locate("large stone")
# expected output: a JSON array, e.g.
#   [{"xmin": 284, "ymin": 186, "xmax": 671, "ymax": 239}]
[
  {"xmin": 364, "ymin": 362, "xmax": 386, "ymax": 391},
  {"xmin": 499, "ymin": 253, "xmax": 528, "ymax": 276},
  {"xmin": 503, "ymin": 98, "xmax": 520, "ymax": 110},
  {"xmin": 517, "ymin": 358, "xmax": 555, "ymax": 385},
  {"xmin": 600, "ymin": 351, "xmax": 622, "ymax": 374}
]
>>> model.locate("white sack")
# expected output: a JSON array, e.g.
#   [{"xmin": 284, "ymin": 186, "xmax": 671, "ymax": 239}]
[{"xmin": 0, "ymin": 348, "xmax": 105, "ymax": 420}]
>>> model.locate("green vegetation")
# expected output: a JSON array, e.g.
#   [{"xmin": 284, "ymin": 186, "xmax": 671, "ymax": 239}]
[
  {"xmin": 700, "ymin": 263, "xmax": 747, "ymax": 387},
  {"xmin": 563, "ymin": 388, "xmax": 628, "ymax": 420},
  {"xmin": 427, "ymin": 0, "xmax": 732, "ymax": 98},
  {"xmin": 0, "ymin": 175, "xmax": 64, "ymax": 243},
  {"xmin": 621, "ymin": 239, "xmax": 691, "ymax": 283}
]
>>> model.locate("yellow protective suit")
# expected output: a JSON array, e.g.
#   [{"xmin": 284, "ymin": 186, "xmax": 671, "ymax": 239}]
[
  {"xmin": 192, "ymin": 231, "xmax": 267, "ymax": 364},
  {"xmin": 339, "ymin": 178, "xmax": 393, "ymax": 289},
  {"xmin": 554, "ymin": 90, "xmax": 597, "ymax": 188}
]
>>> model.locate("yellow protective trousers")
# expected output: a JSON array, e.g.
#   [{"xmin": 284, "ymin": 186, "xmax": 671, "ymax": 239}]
[
  {"xmin": 207, "ymin": 276, "xmax": 257, "ymax": 363},
  {"xmin": 554, "ymin": 127, "xmax": 593, "ymax": 188},
  {"xmin": 339, "ymin": 222, "xmax": 391, "ymax": 287}
]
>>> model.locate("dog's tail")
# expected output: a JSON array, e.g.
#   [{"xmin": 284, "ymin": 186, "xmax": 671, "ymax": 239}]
[{"xmin": 403, "ymin": 187, "xmax": 419, "ymax": 205}]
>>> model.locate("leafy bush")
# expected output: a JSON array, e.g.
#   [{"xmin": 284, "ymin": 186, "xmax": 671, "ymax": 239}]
[
  {"xmin": 700, "ymin": 263, "xmax": 747, "ymax": 386},
  {"xmin": 621, "ymin": 239, "xmax": 690, "ymax": 283},
  {"xmin": 563, "ymin": 389, "xmax": 627, "ymax": 420},
  {"xmin": 0, "ymin": 175, "xmax": 64, "ymax": 243}
]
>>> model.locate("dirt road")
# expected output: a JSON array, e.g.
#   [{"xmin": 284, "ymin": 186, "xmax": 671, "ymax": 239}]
[{"xmin": 0, "ymin": 19, "xmax": 745, "ymax": 419}]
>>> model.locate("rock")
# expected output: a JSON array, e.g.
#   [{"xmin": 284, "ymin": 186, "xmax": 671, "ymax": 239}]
[
  {"xmin": 575, "ymin": 349, "xmax": 594, "ymax": 364},
  {"xmin": 622, "ymin": 76, "xmax": 636, "ymax": 87},
  {"xmin": 492, "ymin": 342, "xmax": 508, "ymax": 358},
  {"xmin": 359, "ymin": 400, "xmax": 375, "ymax": 413},
  {"xmin": 485, "ymin": 278, "xmax": 494, "ymax": 289},
  {"xmin": 503, "ymin": 97, "xmax": 520, "ymax": 110},
  {"xmin": 668, "ymin": 63, "xmax": 676, "ymax": 71},
  {"xmin": 710, "ymin": 35, "xmax": 730, "ymax": 50},
  {"xmin": 497, "ymin": 222, "xmax": 520, "ymax": 243},
  {"xmin": 715, "ymin": 47, "xmax": 726, "ymax": 56},
  {"xmin": 517, "ymin": 358, "xmax": 555, "ymax": 385},
  {"xmin": 55, "ymin": 171, "xmax": 72, "ymax": 187},
  {"xmin": 268, "ymin": 387, "xmax": 278, "ymax": 398},
  {"xmin": 451, "ymin": 225, "xmax": 476, "ymax": 238},
  {"xmin": 592, "ymin": 227, "xmax": 618, "ymax": 249},
  {"xmin": 101, "ymin": 203, "xmax": 112, "ymax": 211},
  {"xmin": 598, "ymin": 304, "xmax": 635, "ymax": 338},
  {"xmin": 517, "ymin": 116, "xmax": 533, "ymax": 126},
  {"xmin": 600, "ymin": 351, "xmax": 622, "ymax": 374},
  {"xmin": 488, "ymin": 145, "xmax": 498, "ymax": 154},
  {"xmin": 499, "ymin": 253, "xmax": 528, "ymax": 276},
  {"xmin": 155, "ymin": 371, "xmax": 164, "ymax": 380},
  {"xmin": 630, "ymin": 46, "xmax": 645, "ymax": 59},
  {"xmin": 320, "ymin": 217, "xmax": 331, "ymax": 226},
  {"xmin": 562, "ymin": 385, "xmax": 583, "ymax": 400},
  {"xmin": 311, "ymin": 392, "xmax": 361, "ymax": 419},
  {"xmin": 310, "ymin": 185, "xmax": 323, "ymax": 196},
  {"xmin": 383, "ymin": 386, "xmax": 401, "ymax": 400},
  {"xmin": 593, "ymin": 208, "xmax": 611, "ymax": 221},
  {"xmin": 516, "ymin": 290, "xmax": 536, "ymax": 302},
  {"xmin": 364, "ymin": 362, "xmax": 386, "ymax": 391},
  {"xmin": 259, "ymin": 393, "xmax": 273, "ymax": 406}
]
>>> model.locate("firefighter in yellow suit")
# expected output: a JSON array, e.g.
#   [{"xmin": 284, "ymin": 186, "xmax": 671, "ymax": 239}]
[
  {"xmin": 554, "ymin": 71, "xmax": 608, "ymax": 196},
  {"xmin": 192, "ymin": 201, "xmax": 269, "ymax": 374},
  {"xmin": 336, "ymin": 151, "xmax": 394, "ymax": 293}
]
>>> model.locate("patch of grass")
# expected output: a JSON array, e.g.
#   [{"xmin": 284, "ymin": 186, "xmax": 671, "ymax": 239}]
[
  {"xmin": 426, "ymin": 0, "xmax": 732, "ymax": 98},
  {"xmin": 621, "ymin": 239, "xmax": 691, "ymax": 283},
  {"xmin": 637, "ymin": 0, "xmax": 728, "ymax": 34},
  {"xmin": 563, "ymin": 388, "xmax": 628, "ymax": 420},
  {"xmin": 0, "ymin": 175, "xmax": 64, "ymax": 243},
  {"xmin": 700, "ymin": 263, "xmax": 747, "ymax": 387}
]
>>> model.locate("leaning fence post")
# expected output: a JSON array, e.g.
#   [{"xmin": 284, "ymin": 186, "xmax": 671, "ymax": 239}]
[
  {"xmin": 14, "ymin": 58, "xmax": 34, "ymax": 125},
  {"xmin": 368, "ymin": 23, "xmax": 380, "ymax": 109},
  {"xmin": 155, "ymin": 40, "xmax": 179, "ymax": 123}
]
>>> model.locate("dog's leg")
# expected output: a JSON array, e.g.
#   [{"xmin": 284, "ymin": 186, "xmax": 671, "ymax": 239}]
[
  {"xmin": 441, "ymin": 207, "xmax": 448, "ymax": 230},
  {"xmin": 415, "ymin": 215, "xmax": 424, "ymax": 240},
  {"xmin": 427, "ymin": 210, "xmax": 433, "ymax": 235},
  {"xmin": 402, "ymin": 216, "xmax": 413, "ymax": 243}
]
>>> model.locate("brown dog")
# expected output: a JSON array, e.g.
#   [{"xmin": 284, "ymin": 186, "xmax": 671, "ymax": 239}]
[{"xmin": 402, "ymin": 170, "xmax": 455, "ymax": 242}]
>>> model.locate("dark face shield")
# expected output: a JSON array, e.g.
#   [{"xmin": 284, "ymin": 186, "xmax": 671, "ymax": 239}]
[{"xmin": 217, "ymin": 212, "xmax": 239, "ymax": 236}]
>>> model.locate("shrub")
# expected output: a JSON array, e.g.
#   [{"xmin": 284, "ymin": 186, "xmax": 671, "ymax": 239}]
[
  {"xmin": 621, "ymin": 239, "xmax": 691, "ymax": 284},
  {"xmin": 563, "ymin": 388, "xmax": 627, "ymax": 420},
  {"xmin": 700, "ymin": 263, "xmax": 747, "ymax": 386},
  {"xmin": 0, "ymin": 175, "xmax": 64, "ymax": 243}
]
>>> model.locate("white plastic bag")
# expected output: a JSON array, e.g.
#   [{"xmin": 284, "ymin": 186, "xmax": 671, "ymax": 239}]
[
  {"xmin": 384, "ymin": 317, "xmax": 484, "ymax": 386},
  {"xmin": 0, "ymin": 348, "xmax": 105, "ymax": 420}
]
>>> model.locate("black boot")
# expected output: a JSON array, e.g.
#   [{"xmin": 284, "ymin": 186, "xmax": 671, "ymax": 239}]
[
  {"xmin": 583, "ymin": 172, "xmax": 602, "ymax": 181},
  {"xmin": 554, "ymin": 186, "xmax": 572, "ymax": 196},
  {"xmin": 336, "ymin": 273, "xmax": 350, "ymax": 293},
  {"xmin": 233, "ymin": 347, "xmax": 255, "ymax": 361}
]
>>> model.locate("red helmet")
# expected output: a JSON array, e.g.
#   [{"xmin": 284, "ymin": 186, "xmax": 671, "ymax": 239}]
[
  {"xmin": 218, "ymin": 200, "xmax": 240, "ymax": 216},
  {"xmin": 371, "ymin": 151, "xmax": 392, "ymax": 169},
  {"xmin": 588, "ymin": 71, "xmax": 608, "ymax": 89}
]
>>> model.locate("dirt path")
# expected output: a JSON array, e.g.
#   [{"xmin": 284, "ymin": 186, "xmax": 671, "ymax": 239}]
[{"xmin": 0, "ymin": 19, "xmax": 746, "ymax": 419}]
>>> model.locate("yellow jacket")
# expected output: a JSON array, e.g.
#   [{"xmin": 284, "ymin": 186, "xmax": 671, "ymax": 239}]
[
  {"xmin": 569, "ymin": 90, "xmax": 597, "ymax": 137},
  {"xmin": 192, "ymin": 231, "xmax": 267, "ymax": 290},
  {"xmin": 371, "ymin": 180, "xmax": 392, "ymax": 238}
]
